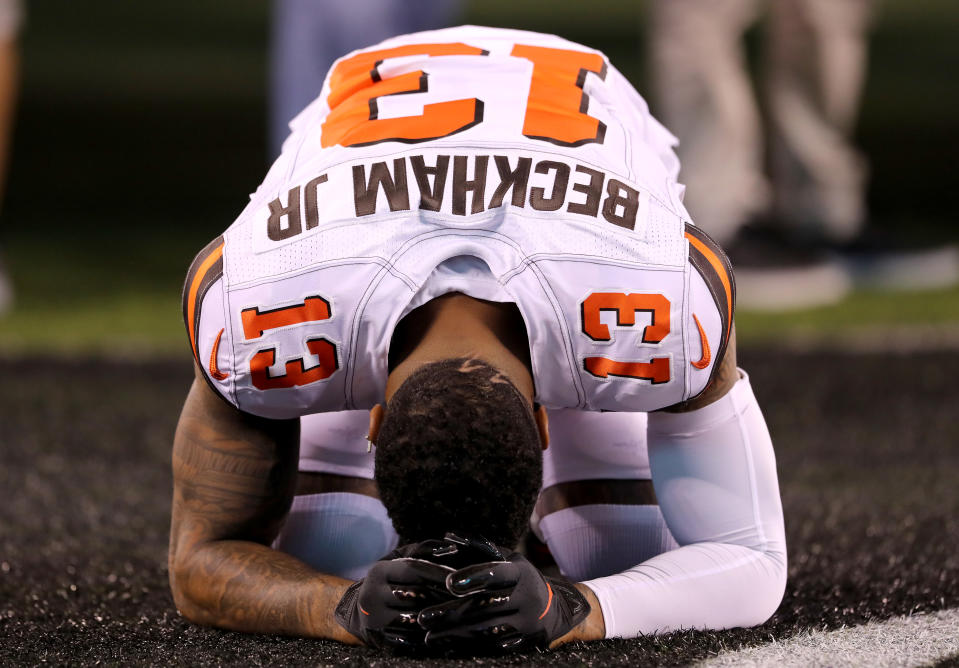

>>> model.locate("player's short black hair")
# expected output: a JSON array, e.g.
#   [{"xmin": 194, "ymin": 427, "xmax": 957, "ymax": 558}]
[{"xmin": 374, "ymin": 358, "xmax": 542, "ymax": 548}]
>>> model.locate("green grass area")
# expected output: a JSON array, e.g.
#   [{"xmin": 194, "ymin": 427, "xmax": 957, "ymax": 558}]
[
  {"xmin": 0, "ymin": 232, "xmax": 195, "ymax": 356},
  {"xmin": 736, "ymin": 285, "xmax": 959, "ymax": 343},
  {"xmin": 2, "ymin": 234, "xmax": 957, "ymax": 356},
  {"xmin": 0, "ymin": 293, "xmax": 184, "ymax": 356}
]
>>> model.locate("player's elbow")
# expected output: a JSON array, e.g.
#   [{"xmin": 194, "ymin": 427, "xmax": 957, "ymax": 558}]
[
  {"xmin": 707, "ymin": 534, "xmax": 788, "ymax": 629},
  {"xmin": 745, "ymin": 539, "xmax": 788, "ymax": 627},
  {"xmin": 168, "ymin": 560, "xmax": 197, "ymax": 622},
  {"xmin": 169, "ymin": 580, "xmax": 202, "ymax": 626},
  {"xmin": 168, "ymin": 545, "xmax": 214, "ymax": 627}
]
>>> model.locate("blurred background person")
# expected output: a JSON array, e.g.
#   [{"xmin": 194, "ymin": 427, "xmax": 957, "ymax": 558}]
[
  {"xmin": 648, "ymin": 0, "xmax": 958, "ymax": 310},
  {"xmin": 270, "ymin": 0, "xmax": 463, "ymax": 158},
  {"xmin": 0, "ymin": 0, "xmax": 20, "ymax": 316}
]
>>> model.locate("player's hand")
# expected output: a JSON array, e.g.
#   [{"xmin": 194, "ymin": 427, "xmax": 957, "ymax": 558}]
[
  {"xmin": 333, "ymin": 534, "xmax": 506, "ymax": 650},
  {"xmin": 418, "ymin": 549, "xmax": 591, "ymax": 652}
]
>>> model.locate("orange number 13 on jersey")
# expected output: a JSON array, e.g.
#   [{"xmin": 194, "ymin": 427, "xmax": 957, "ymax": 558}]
[
  {"xmin": 581, "ymin": 292, "xmax": 671, "ymax": 384},
  {"xmin": 241, "ymin": 296, "xmax": 339, "ymax": 391},
  {"xmin": 321, "ymin": 43, "xmax": 607, "ymax": 148}
]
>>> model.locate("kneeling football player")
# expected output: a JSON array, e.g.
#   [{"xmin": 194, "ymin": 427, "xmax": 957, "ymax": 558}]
[{"xmin": 169, "ymin": 25, "xmax": 787, "ymax": 651}]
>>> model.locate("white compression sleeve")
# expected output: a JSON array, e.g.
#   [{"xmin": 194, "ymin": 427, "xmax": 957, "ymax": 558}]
[{"xmin": 581, "ymin": 371, "xmax": 787, "ymax": 638}]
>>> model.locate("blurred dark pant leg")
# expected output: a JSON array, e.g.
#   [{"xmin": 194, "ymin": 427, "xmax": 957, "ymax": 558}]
[
  {"xmin": 648, "ymin": 0, "xmax": 768, "ymax": 244},
  {"xmin": 766, "ymin": 0, "xmax": 876, "ymax": 242}
]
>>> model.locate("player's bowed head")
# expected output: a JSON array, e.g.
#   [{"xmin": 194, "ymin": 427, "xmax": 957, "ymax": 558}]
[
  {"xmin": 338, "ymin": 357, "xmax": 591, "ymax": 652},
  {"xmin": 371, "ymin": 357, "xmax": 543, "ymax": 548}
]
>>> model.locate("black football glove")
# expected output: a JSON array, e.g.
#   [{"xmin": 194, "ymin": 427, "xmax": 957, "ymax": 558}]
[
  {"xmin": 333, "ymin": 534, "xmax": 506, "ymax": 650},
  {"xmin": 418, "ymin": 549, "xmax": 591, "ymax": 652}
]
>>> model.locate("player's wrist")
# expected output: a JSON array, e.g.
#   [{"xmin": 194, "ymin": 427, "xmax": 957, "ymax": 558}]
[
  {"xmin": 320, "ymin": 578, "xmax": 365, "ymax": 645},
  {"xmin": 329, "ymin": 621, "xmax": 363, "ymax": 645},
  {"xmin": 549, "ymin": 583, "xmax": 605, "ymax": 647}
]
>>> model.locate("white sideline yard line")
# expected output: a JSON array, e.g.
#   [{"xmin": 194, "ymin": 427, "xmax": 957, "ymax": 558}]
[{"xmin": 696, "ymin": 609, "xmax": 959, "ymax": 668}]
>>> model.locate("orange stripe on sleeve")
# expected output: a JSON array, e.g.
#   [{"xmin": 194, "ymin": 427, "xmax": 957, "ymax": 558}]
[
  {"xmin": 187, "ymin": 242, "xmax": 224, "ymax": 363},
  {"xmin": 685, "ymin": 232, "xmax": 733, "ymax": 337}
]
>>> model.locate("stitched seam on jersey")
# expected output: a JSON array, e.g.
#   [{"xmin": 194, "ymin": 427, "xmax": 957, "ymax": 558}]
[
  {"xmin": 215, "ymin": 236, "xmax": 238, "ymax": 407},
  {"xmin": 622, "ymin": 86, "xmax": 634, "ymax": 185},
  {"xmin": 226, "ymin": 257, "xmax": 417, "ymax": 293},
  {"xmin": 603, "ymin": 66, "xmax": 633, "ymax": 185},
  {"xmin": 379, "ymin": 230, "xmax": 529, "ymax": 289},
  {"xmin": 677, "ymin": 249, "xmax": 690, "ymax": 400},
  {"xmin": 346, "ymin": 261, "xmax": 400, "ymax": 409},
  {"xmin": 500, "ymin": 255, "xmax": 679, "ymax": 285},
  {"xmin": 528, "ymin": 260, "xmax": 586, "ymax": 407},
  {"xmin": 283, "ymin": 108, "xmax": 314, "ymax": 187},
  {"xmin": 732, "ymin": 384, "xmax": 769, "ymax": 554},
  {"xmin": 518, "ymin": 253, "xmax": 681, "ymax": 269},
  {"xmin": 224, "ymin": 275, "xmax": 240, "ymax": 407}
]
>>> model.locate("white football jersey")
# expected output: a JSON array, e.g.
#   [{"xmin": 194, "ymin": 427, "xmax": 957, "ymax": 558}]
[{"xmin": 183, "ymin": 26, "xmax": 735, "ymax": 419}]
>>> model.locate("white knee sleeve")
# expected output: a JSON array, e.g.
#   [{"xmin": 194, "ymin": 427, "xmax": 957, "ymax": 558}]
[
  {"xmin": 299, "ymin": 410, "xmax": 375, "ymax": 478},
  {"xmin": 543, "ymin": 409, "xmax": 649, "ymax": 488},
  {"xmin": 273, "ymin": 492, "xmax": 399, "ymax": 581},
  {"xmin": 539, "ymin": 504, "xmax": 678, "ymax": 582},
  {"xmin": 537, "ymin": 409, "xmax": 676, "ymax": 581}
]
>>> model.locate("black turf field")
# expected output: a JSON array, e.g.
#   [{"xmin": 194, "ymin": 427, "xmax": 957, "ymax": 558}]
[{"xmin": 2, "ymin": 349, "xmax": 958, "ymax": 666}]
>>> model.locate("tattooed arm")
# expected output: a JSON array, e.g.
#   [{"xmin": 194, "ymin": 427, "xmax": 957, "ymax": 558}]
[{"xmin": 168, "ymin": 366, "xmax": 359, "ymax": 642}]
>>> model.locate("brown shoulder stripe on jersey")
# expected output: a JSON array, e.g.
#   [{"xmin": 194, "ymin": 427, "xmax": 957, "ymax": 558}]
[
  {"xmin": 182, "ymin": 236, "xmax": 224, "ymax": 367},
  {"xmin": 684, "ymin": 223, "xmax": 735, "ymax": 364}
]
